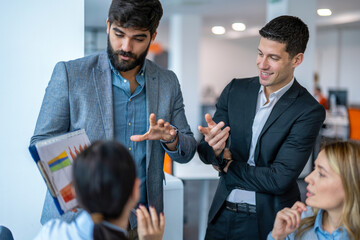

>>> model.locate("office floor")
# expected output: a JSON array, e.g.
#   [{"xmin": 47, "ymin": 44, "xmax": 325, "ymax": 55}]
[{"xmin": 182, "ymin": 179, "xmax": 307, "ymax": 240}]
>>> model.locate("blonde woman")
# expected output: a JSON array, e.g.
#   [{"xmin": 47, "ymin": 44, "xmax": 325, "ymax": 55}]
[{"xmin": 268, "ymin": 141, "xmax": 360, "ymax": 240}]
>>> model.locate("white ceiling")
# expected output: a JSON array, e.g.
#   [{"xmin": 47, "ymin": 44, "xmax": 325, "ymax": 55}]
[{"xmin": 85, "ymin": 0, "xmax": 360, "ymax": 35}]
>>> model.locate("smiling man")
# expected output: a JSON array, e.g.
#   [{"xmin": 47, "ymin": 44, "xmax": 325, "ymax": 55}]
[
  {"xmin": 197, "ymin": 15, "xmax": 326, "ymax": 239},
  {"xmin": 30, "ymin": 0, "xmax": 196, "ymax": 238}
]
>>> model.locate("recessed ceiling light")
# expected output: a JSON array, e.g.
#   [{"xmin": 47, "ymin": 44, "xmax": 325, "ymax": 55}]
[
  {"xmin": 232, "ymin": 23, "xmax": 246, "ymax": 31},
  {"xmin": 212, "ymin": 26, "xmax": 226, "ymax": 35},
  {"xmin": 317, "ymin": 9, "xmax": 332, "ymax": 16}
]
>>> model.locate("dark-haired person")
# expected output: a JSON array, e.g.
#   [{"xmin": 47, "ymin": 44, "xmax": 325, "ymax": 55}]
[
  {"xmin": 268, "ymin": 141, "xmax": 360, "ymax": 240},
  {"xmin": 197, "ymin": 15, "xmax": 325, "ymax": 239},
  {"xmin": 30, "ymin": 0, "xmax": 196, "ymax": 235},
  {"xmin": 35, "ymin": 141, "xmax": 165, "ymax": 240}
]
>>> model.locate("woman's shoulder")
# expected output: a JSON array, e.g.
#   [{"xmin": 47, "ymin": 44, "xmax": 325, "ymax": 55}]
[{"xmin": 34, "ymin": 211, "xmax": 94, "ymax": 240}]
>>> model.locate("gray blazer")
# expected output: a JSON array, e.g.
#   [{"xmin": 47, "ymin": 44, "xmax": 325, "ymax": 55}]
[{"xmin": 31, "ymin": 51, "xmax": 196, "ymax": 224}]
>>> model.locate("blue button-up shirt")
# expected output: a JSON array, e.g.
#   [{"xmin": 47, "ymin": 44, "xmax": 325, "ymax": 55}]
[{"xmin": 110, "ymin": 61, "xmax": 147, "ymax": 205}]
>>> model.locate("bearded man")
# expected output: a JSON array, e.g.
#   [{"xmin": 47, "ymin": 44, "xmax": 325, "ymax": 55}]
[{"xmin": 30, "ymin": 1, "xmax": 196, "ymax": 238}]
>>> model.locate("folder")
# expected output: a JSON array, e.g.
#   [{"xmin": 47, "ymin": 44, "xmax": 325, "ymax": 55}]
[{"xmin": 29, "ymin": 129, "xmax": 90, "ymax": 214}]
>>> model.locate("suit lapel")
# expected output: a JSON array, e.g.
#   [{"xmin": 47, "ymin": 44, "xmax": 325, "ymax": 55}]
[
  {"xmin": 259, "ymin": 80, "xmax": 300, "ymax": 136},
  {"xmin": 244, "ymin": 79, "xmax": 261, "ymax": 152},
  {"xmin": 145, "ymin": 60, "xmax": 159, "ymax": 168},
  {"xmin": 92, "ymin": 52, "xmax": 114, "ymax": 139}
]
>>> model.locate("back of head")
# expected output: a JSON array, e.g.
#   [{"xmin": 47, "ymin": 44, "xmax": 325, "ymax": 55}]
[
  {"xmin": 259, "ymin": 15, "xmax": 309, "ymax": 58},
  {"xmin": 108, "ymin": 0, "xmax": 163, "ymax": 36},
  {"xmin": 325, "ymin": 141, "xmax": 360, "ymax": 240},
  {"xmin": 73, "ymin": 141, "xmax": 136, "ymax": 239}
]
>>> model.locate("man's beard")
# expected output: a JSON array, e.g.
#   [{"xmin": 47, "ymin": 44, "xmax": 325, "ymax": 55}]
[{"xmin": 107, "ymin": 36, "xmax": 150, "ymax": 72}]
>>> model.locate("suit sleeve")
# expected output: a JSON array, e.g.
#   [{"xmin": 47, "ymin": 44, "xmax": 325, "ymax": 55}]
[
  {"xmin": 197, "ymin": 80, "xmax": 232, "ymax": 166},
  {"xmin": 224, "ymin": 104, "xmax": 325, "ymax": 195},
  {"xmin": 162, "ymin": 71, "xmax": 196, "ymax": 164},
  {"xmin": 30, "ymin": 62, "xmax": 70, "ymax": 145}
]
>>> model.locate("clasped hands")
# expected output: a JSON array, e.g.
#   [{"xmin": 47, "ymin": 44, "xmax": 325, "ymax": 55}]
[
  {"xmin": 198, "ymin": 113, "xmax": 232, "ymax": 172},
  {"xmin": 130, "ymin": 113, "xmax": 178, "ymax": 150}
]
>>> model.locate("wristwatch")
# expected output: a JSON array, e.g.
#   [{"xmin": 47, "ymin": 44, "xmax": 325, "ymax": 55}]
[{"xmin": 160, "ymin": 126, "xmax": 178, "ymax": 144}]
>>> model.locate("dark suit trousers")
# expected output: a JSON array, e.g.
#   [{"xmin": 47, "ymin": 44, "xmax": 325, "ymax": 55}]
[{"xmin": 205, "ymin": 205, "xmax": 260, "ymax": 240}]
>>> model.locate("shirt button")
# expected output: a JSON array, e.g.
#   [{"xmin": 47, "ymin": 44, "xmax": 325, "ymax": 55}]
[
  {"xmin": 129, "ymin": 147, "xmax": 131, "ymax": 151},
  {"xmin": 129, "ymin": 99, "xmax": 131, "ymax": 102},
  {"xmin": 128, "ymin": 122, "xmax": 131, "ymax": 126},
  {"xmin": 124, "ymin": 80, "xmax": 127, "ymax": 83}
]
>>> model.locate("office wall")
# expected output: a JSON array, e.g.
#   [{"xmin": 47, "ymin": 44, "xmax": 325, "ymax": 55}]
[
  {"xmin": 200, "ymin": 36, "xmax": 259, "ymax": 100},
  {"xmin": 316, "ymin": 26, "xmax": 360, "ymax": 105},
  {"xmin": 0, "ymin": 1, "xmax": 84, "ymax": 239}
]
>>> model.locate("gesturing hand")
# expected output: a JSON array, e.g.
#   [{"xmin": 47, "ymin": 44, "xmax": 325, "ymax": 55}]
[
  {"xmin": 271, "ymin": 201, "xmax": 307, "ymax": 240},
  {"xmin": 136, "ymin": 205, "xmax": 165, "ymax": 240},
  {"xmin": 198, "ymin": 113, "xmax": 230, "ymax": 157},
  {"xmin": 131, "ymin": 113, "xmax": 177, "ymax": 143}
]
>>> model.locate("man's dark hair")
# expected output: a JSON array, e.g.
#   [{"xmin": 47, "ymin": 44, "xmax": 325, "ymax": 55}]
[
  {"xmin": 108, "ymin": 0, "xmax": 163, "ymax": 36},
  {"xmin": 259, "ymin": 15, "xmax": 309, "ymax": 58},
  {"xmin": 73, "ymin": 140, "xmax": 136, "ymax": 240}
]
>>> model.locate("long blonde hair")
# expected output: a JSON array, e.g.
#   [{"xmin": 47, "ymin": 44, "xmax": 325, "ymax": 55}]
[{"xmin": 296, "ymin": 141, "xmax": 360, "ymax": 239}]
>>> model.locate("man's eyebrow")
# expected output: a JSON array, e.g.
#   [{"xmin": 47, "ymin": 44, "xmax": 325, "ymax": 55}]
[{"xmin": 112, "ymin": 27, "xmax": 147, "ymax": 38}]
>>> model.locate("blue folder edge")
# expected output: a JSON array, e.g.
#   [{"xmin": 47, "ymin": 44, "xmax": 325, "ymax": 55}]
[{"xmin": 28, "ymin": 145, "xmax": 65, "ymax": 215}]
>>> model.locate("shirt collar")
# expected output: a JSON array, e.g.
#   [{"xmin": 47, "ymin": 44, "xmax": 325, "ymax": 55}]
[
  {"xmin": 108, "ymin": 58, "xmax": 146, "ymax": 87},
  {"xmin": 102, "ymin": 220, "xmax": 129, "ymax": 237},
  {"xmin": 258, "ymin": 77, "xmax": 294, "ymax": 100},
  {"xmin": 314, "ymin": 209, "xmax": 347, "ymax": 236}
]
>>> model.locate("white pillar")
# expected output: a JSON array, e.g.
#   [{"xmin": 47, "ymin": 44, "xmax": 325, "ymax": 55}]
[
  {"xmin": 267, "ymin": 0, "xmax": 317, "ymax": 92},
  {"xmin": 169, "ymin": 14, "xmax": 201, "ymax": 139},
  {"xmin": 0, "ymin": 1, "xmax": 84, "ymax": 239}
]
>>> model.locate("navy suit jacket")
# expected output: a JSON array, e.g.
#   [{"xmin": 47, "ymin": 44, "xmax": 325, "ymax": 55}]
[{"xmin": 198, "ymin": 77, "xmax": 325, "ymax": 239}]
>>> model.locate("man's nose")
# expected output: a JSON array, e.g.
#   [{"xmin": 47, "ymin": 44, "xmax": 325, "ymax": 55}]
[{"xmin": 122, "ymin": 38, "xmax": 132, "ymax": 52}]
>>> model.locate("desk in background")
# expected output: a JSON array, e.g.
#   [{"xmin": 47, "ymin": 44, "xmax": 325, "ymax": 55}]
[{"xmin": 174, "ymin": 153, "xmax": 218, "ymax": 240}]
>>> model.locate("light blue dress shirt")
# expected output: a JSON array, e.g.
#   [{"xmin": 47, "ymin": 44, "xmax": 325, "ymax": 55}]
[
  {"xmin": 110, "ymin": 61, "xmax": 147, "ymax": 205},
  {"xmin": 35, "ymin": 211, "xmax": 128, "ymax": 240},
  {"xmin": 267, "ymin": 207, "xmax": 349, "ymax": 240}
]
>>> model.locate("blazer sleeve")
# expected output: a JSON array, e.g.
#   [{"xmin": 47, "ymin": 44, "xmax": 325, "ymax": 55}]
[
  {"xmin": 30, "ymin": 62, "xmax": 70, "ymax": 145},
  {"xmin": 197, "ymin": 80, "xmax": 232, "ymax": 166},
  {"xmin": 225, "ymin": 103, "xmax": 325, "ymax": 195},
  {"xmin": 163, "ymin": 71, "xmax": 196, "ymax": 164}
]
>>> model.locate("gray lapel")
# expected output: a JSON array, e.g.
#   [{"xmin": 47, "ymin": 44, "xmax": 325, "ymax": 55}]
[
  {"xmin": 92, "ymin": 52, "xmax": 114, "ymax": 139},
  {"xmin": 145, "ymin": 60, "xmax": 159, "ymax": 168}
]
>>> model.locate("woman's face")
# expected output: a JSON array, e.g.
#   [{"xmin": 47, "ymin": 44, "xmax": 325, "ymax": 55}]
[{"xmin": 305, "ymin": 150, "xmax": 345, "ymax": 212}]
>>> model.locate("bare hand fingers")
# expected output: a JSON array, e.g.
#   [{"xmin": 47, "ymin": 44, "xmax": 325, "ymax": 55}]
[
  {"xmin": 198, "ymin": 125, "xmax": 210, "ymax": 135},
  {"xmin": 149, "ymin": 113, "xmax": 157, "ymax": 127},
  {"xmin": 159, "ymin": 212, "xmax": 165, "ymax": 232},
  {"xmin": 291, "ymin": 201, "xmax": 307, "ymax": 213},
  {"xmin": 157, "ymin": 119, "xmax": 165, "ymax": 128},
  {"xmin": 136, "ymin": 208, "xmax": 147, "ymax": 232},
  {"xmin": 205, "ymin": 113, "xmax": 217, "ymax": 128},
  {"xmin": 130, "ymin": 132, "xmax": 149, "ymax": 142},
  {"xmin": 139, "ymin": 205, "xmax": 152, "ymax": 231},
  {"xmin": 149, "ymin": 206, "xmax": 159, "ymax": 231},
  {"xmin": 207, "ymin": 126, "xmax": 230, "ymax": 147}
]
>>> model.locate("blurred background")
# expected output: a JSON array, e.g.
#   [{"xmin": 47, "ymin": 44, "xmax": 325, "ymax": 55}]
[{"xmin": 1, "ymin": 0, "xmax": 360, "ymax": 239}]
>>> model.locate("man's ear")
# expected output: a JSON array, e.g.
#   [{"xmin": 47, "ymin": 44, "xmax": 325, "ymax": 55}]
[
  {"xmin": 151, "ymin": 31, "xmax": 157, "ymax": 42},
  {"xmin": 106, "ymin": 19, "xmax": 110, "ymax": 34},
  {"xmin": 292, "ymin": 53, "xmax": 304, "ymax": 68}
]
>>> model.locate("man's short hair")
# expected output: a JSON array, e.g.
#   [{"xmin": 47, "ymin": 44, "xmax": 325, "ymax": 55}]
[
  {"xmin": 108, "ymin": 0, "xmax": 163, "ymax": 36},
  {"xmin": 259, "ymin": 15, "xmax": 309, "ymax": 58}
]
